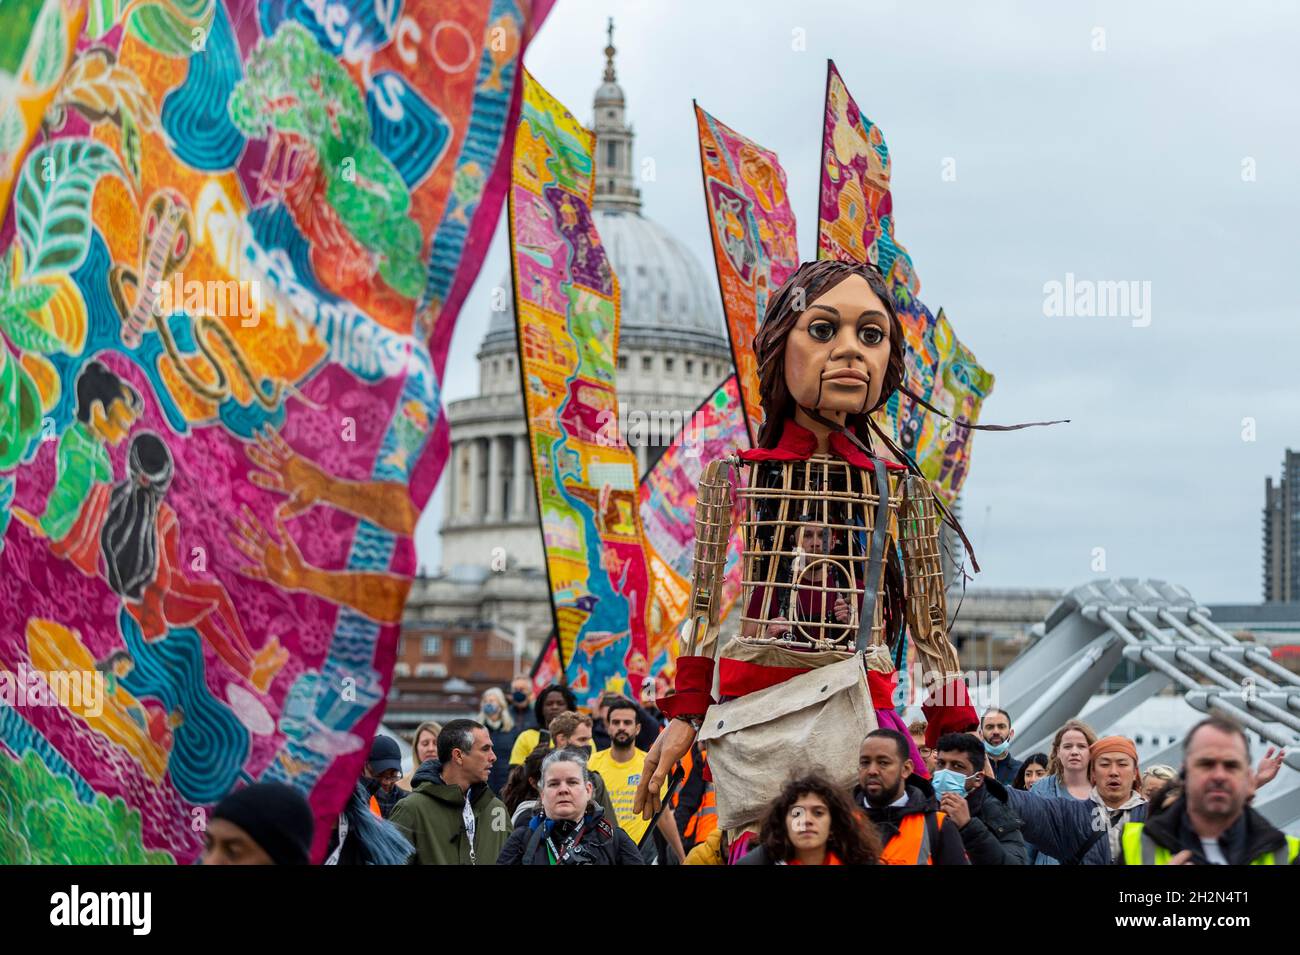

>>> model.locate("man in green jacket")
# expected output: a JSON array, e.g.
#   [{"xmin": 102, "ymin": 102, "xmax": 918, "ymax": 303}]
[{"xmin": 389, "ymin": 719, "xmax": 511, "ymax": 864}]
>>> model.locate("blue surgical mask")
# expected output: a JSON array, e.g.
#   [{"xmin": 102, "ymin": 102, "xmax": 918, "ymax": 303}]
[
  {"xmin": 984, "ymin": 739, "xmax": 1011, "ymax": 758},
  {"xmin": 931, "ymin": 769, "xmax": 973, "ymax": 797},
  {"xmin": 484, "ymin": 702, "xmax": 499, "ymax": 715}
]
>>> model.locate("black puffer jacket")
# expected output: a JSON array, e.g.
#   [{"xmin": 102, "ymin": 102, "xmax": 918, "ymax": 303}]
[
  {"xmin": 958, "ymin": 777, "xmax": 1027, "ymax": 865},
  {"xmin": 497, "ymin": 805, "xmax": 643, "ymax": 866}
]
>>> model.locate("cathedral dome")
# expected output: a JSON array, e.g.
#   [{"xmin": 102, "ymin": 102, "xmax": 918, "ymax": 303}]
[{"xmin": 481, "ymin": 207, "xmax": 726, "ymax": 355}]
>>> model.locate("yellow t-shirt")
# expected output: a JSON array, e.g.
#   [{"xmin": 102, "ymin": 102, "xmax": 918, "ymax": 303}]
[
  {"xmin": 509, "ymin": 730, "xmax": 596, "ymax": 767},
  {"xmin": 587, "ymin": 747, "xmax": 665, "ymax": 845},
  {"xmin": 510, "ymin": 728, "xmax": 542, "ymax": 766}
]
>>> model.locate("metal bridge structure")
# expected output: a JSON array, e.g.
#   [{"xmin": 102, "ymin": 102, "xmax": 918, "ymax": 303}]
[{"xmin": 993, "ymin": 578, "xmax": 1300, "ymax": 830}]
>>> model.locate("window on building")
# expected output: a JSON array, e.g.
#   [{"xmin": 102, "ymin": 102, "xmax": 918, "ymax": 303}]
[
  {"xmin": 641, "ymin": 355, "xmax": 652, "ymax": 372},
  {"xmin": 665, "ymin": 357, "xmax": 675, "ymax": 373},
  {"xmin": 454, "ymin": 636, "xmax": 473, "ymax": 657},
  {"xmin": 617, "ymin": 355, "xmax": 627, "ymax": 370},
  {"xmin": 606, "ymin": 141, "xmax": 617, "ymax": 166},
  {"xmin": 505, "ymin": 356, "xmax": 513, "ymax": 373},
  {"xmin": 685, "ymin": 359, "xmax": 694, "ymax": 374},
  {"xmin": 423, "ymin": 636, "xmax": 442, "ymax": 655}
]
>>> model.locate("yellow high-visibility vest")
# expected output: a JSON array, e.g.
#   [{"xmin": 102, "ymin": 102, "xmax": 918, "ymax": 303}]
[{"xmin": 1121, "ymin": 822, "xmax": 1300, "ymax": 865}]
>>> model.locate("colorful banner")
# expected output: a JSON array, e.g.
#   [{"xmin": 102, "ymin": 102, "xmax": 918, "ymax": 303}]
[
  {"xmin": 818, "ymin": 60, "xmax": 993, "ymax": 503},
  {"xmin": 639, "ymin": 373, "xmax": 748, "ymax": 679},
  {"xmin": 0, "ymin": 0, "xmax": 549, "ymax": 864},
  {"xmin": 694, "ymin": 103, "xmax": 799, "ymax": 445},
  {"xmin": 510, "ymin": 69, "xmax": 657, "ymax": 708}
]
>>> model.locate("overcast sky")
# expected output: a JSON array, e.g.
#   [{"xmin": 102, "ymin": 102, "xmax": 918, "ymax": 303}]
[{"xmin": 415, "ymin": 0, "xmax": 1300, "ymax": 605}]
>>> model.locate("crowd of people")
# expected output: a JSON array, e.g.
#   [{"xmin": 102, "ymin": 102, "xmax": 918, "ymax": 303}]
[{"xmin": 198, "ymin": 679, "xmax": 1297, "ymax": 867}]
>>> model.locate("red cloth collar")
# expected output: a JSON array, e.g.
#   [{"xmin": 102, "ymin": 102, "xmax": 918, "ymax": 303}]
[{"xmin": 738, "ymin": 419, "xmax": 906, "ymax": 471}]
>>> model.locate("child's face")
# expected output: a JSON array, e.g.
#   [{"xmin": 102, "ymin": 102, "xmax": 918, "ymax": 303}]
[{"xmin": 784, "ymin": 274, "xmax": 891, "ymax": 419}]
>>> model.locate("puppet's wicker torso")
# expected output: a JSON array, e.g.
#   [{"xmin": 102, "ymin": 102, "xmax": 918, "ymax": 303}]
[{"xmin": 686, "ymin": 453, "xmax": 961, "ymax": 680}]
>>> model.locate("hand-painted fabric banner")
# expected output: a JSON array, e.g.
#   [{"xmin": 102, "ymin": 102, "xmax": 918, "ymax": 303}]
[
  {"xmin": 694, "ymin": 104, "xmax": 798, "ymax": 445},
  {"xmin": 0, "ymin": 0, "xmax": 550, "ymax": 864},
  {"xmin": 510, "ymin": 69, "xmax": 657, "ymax": 707},
  {"xmin": 638, "ymin": 373, "xmax": 748, "ymax": 679},
  {"xmin": 818, "ymin": 60, "xmax": 993, "ymax": 504}
]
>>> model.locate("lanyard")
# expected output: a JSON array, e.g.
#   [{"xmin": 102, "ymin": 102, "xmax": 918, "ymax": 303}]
[{"xmin": 546, "ymin": 820, "xmax": 585, "ymax": 864}]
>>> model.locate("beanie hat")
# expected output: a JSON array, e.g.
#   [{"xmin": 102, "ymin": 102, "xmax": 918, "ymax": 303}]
[
  {"xmin": 211, "ymin": 782, "xmax": 315, "ymax": 865},
  {"xmin": 1089, "ymin": 736, "xmax": 1141, "ymax": 791}
]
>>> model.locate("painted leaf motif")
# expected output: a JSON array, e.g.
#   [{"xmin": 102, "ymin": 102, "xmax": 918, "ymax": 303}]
[
  {"xmin": 0, "ymin": 340, "xmax": 43, "ymax": 468},
  {"xmin": 130, "ymin": 0, "xmax": 217, "ymax": 58},
  {"xmin": 14, "ymin": 139, "xmax": 124, "ymax": 278},
  {"xmin": 1, "ymin": 303, "xmax": 64, "ymax": 354},
  {"xmin": 20, "ymin": 351, "xmax": 60, "ymax": 412},
  {"xmin": 0, "ymin": 0, "xmax": 45, "ymax": 76},
  {"xmin": 28, "ymin": 0, "xmax": 68, "ymax": 90},
  {"xmin": 56, "ymin": 48, "xmax": 160, "ymax": 132}
]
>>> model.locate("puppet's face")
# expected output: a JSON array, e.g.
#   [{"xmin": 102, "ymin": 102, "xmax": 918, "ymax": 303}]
[{"xmin": 783, "ymin": 274, "xmax": 891, "ymax": 419}]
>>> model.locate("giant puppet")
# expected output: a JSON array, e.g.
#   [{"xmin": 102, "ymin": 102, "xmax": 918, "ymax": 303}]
[{"xmin": 635, "ymin": 258, "xmax": 979, "ymax": 833}]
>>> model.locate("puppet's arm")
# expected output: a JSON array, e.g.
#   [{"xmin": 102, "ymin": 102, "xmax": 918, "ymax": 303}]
[
  {"xmin": 658, "ymin": 456, "xmax": 733, "ymax": 720},
  {"xmin": 899, "ymin": 473, "xmax": 976, "ymax": 747},
  {"xmin": 637, "ymin": 457, "xmax": 733, "ymax": 820}
]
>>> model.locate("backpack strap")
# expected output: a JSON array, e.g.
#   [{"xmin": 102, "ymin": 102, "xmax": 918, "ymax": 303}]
[
  {"xmin": 1065, "ymin": 829, "xmax": 1105, "ymax": 865},
  {"xmin": 523, "ymin": 821, "xmax": 549, "ymax": 863},
  {"xmin": 925, "ymin": 811, "xmax": 941, "ymax": 863}
]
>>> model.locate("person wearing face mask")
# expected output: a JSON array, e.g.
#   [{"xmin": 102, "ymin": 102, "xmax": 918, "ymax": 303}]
[
  {"xmin": 497, "ymin": 750, "xmax": 643, "ymax": 865},
  {"xmin": 980, "ymin": 708, "xmax": 1022, "ymax": 789},
  {"xmin": 853, "ymin": 728, "xmax": 968, "ymax": 865},
  {"xmin": 478, "ymin": 687, "xmax": 516, "ymax": 794},
  {"xmin": 932, "ymin": 732, "xmax": 1026, "ymax": 865},
  {"xmin": 508, "ymin": 675, "xmax": 537, "ymax": 731}
]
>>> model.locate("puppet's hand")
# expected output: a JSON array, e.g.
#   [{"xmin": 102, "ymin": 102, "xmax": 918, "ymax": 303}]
[
  {"xmin": 766, "ymin": 616, "xmax": 792, "ymax": 638},
  {"xmin": 634, "ymin": 718, "xmax": 695, "ymax": 820}
]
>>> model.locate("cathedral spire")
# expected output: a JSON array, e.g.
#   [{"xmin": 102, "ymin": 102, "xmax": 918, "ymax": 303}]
[
  {"xmin": 604, "ymin": 17, "xmax": 616, "ymax": 84},
  {"xmin": 592, "ymin": 17, "xmax": 641, "ymax": 214}
]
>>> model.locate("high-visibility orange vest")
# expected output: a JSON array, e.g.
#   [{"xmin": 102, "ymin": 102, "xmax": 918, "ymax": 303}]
[
  {"xmin": 879, "ymin": 811, "xmax": 946, "ymax": 865},
  {"xmin": 672, "ymin": 747, "xmax": 718, "ymax": 846},
  {"xmin": 684, "ymin": 784, "xmax": 717, "ymax": 842},
  {"xmin": 368, "ymin": 794, "xmax": 383, "ymax": 818}
]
